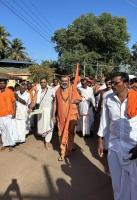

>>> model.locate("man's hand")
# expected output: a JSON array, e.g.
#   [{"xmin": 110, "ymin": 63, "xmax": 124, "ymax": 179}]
[
  {"xmin": 71, "ymin": 99, "xmax": 80, "ymax": 104},
  {"xmin": 97, "ymin": 137, "xmax": 104, "ymax": 158},
  {"xmin": 129, "ymin": 145, "xmax": 137, "ymax": 160},
  {"xmin": 12, "ymin": 113, "xmax": 16, "ymax": 119}
]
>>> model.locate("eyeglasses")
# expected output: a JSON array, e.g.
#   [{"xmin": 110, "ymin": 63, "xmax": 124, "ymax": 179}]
[
  {"xmin": 40, "ymin": 82, "xmax": 46, "ymax": 83},
  {"xmin": 111, "ymin": 80, "xmax": 122, "ymax": 86}
]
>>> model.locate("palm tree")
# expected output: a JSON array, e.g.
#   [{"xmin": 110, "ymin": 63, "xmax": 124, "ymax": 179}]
[
  {"xmin": 9, "ymin": 38, "xmax": 27, "ymax": 61},
  {"xmin": 0, "ymin": 26, "xmax": 10, "ymax": 59}
]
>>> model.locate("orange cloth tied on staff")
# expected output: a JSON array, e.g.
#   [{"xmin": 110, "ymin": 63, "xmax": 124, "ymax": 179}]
[
  {"xmin": 127, "ymin": 89, "xmax": 137, "ymax": 118},
  {"xmin": 56, "ymin": 63, "xmax": 80, "ymax": 148}
]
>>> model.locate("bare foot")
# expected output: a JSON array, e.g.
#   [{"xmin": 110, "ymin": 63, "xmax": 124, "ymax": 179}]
[
  {"xmin": 44, "ymin": 142, "xmax": 51, "ymax": 150},
  {"xmin": 8, "ymin": 147, "xmax": 14, "ymax": 152},
  {"xmin": 0, "ymin": 146, "xmax": 7, "ymax": 151}
]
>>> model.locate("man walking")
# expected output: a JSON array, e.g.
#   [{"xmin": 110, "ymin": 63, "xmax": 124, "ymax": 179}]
[
  {"xmin": 77, "ymin": 78, "xmax": 95, "ymax": 136},
  {"xmin": 37, "ymin": 78, "xmax": 55, "ymax": 149},
  {"xmin": 15, "ymin": 83, "xmax": 31, "ymax": 143},
  {"xmin": 97, "ymin": 72, "xmax": 137, "ymax": 200},
  {"xmin": 0, "ymin": 79, "xmax": 16, "ymax": 151},
  {"xmin": 53, "ymin": 76, "xmax": 81, "ymax": 161}
]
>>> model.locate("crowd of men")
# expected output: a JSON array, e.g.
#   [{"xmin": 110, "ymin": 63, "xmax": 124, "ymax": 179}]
[{"xmin": 0, "ymin": 72, "xmax": 137, "ymax": 200}]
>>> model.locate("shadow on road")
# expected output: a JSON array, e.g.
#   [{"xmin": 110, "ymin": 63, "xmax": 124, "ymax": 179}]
[
  {"xmin": 55, "ymin": 144, "xmax": 113, "ymax": 200},
  {"xmin": 83, "ymin": 135, "xmax": 110, "ymax": 174},
  {"xmin": 1, "ymin": 179, "xmax": 23, "ymax": 200}
]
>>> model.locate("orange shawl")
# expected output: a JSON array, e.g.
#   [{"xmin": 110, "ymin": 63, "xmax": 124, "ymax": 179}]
[
  {"xmin": 56, "ymin": 64, "xmax": 80, "ymax": 145},
  {"xmin": 127, "ymin": 89, "xmax": 137, "ymax": 118}
]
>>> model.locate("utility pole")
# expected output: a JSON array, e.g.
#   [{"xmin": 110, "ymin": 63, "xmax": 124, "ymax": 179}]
[
  {"xmin": 95, "ymin": 60, "xmax": 99, "ymax": 79},
  {"xmin": 83, "ymin": 60, "xmax": 86, "ymax": 77}
]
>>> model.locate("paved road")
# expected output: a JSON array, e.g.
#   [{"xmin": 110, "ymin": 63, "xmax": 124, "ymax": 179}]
[{"xmin": 0, "ymin": 133, "xmax": 113, "ymax": 200}]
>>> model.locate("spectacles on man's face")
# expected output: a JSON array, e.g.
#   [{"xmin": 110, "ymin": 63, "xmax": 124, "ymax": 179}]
[{"xmin": 111, "ymin": 80, "xmax": 122, "ymax": 86}]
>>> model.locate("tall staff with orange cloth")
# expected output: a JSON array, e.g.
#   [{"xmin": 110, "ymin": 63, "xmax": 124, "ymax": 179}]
[{"xmin": 53, "ymin": 64, "xmax": 81, "ymax": 161}]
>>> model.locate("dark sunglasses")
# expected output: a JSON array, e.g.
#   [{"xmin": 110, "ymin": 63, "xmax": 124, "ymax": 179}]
[{"xmin": 40, "ymin": 81, "xmax": 46, "ymax": 83}]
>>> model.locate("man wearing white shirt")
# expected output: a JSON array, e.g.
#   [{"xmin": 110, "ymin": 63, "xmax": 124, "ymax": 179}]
[
  {"xmin": 77, "ymin": 78, "xmax": 95, "ymax": 136},
  {"xmin": 51, "ymin": 78, "xmax": 60, "ymax": 92},
  {"xmin": 97, "ymin": 72, "xmax": 137, "ymax": 200},
  {"xmin": 36, "ymin": 78, "xmax": 55, "ymax": 149},
  {"xmin": 15, "ymin": 84, "xmax": 31, "ymax": 143}
]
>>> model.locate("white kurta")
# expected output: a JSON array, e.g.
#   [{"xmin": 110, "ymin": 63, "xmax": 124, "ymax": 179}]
[
  {"xmin": 77, "ymin": 86, "xmax": 95, "ymax": 136},
  {"xmin": 97, "ymin": 92, "xmax": 137, "ymax": 200},
  {"xmin": 37, "ymin": 87, "xmax": 55, "ymax": 143},
  {"xmin": 101, "ymin": 89, "xmax": 113, "ymax": 149},
  {"xmin": 15, "ymin": 91, "xmax": 31, "ymax": 143}
]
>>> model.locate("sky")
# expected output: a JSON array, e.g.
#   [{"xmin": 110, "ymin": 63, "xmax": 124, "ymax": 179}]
[{"xmin": 0, "ymin": 0, "xmax": 137, "ymax": 63}]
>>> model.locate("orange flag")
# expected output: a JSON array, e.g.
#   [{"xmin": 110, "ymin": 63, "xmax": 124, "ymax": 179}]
[{"xmin": 61, "ymin": 63, "xmax": 79, "ymax": 145}]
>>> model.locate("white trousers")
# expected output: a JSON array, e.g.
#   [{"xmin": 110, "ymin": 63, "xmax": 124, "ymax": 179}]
[
  {"xmin": 108, "ymin": 150, "xmax": 137, "ymax": 200},
  {"xmin": 0, "ymin": 116, "xmax": 16, "ymax": 147}
]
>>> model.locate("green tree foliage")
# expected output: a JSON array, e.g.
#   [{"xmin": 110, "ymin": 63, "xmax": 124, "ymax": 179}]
[
  {"xmin": 52, "ymin": 13, "xmax": 130, "ymax": 76},
  {"xmin": 0, "ymin": 25, "xmax": 29, "ymax": 61},
  {"xmin": 29, "ymin": 61, "xmax": 54, "ymax": 83},
  {"xmin": 0, "ymin": 26, "xmax": 10, "ymax": 59},
  {"xmin": 9, "ymin": 38, "xmax": 27, "ymax": 61},
  {"xmin": 129, "ymin": 43, "xmax": 137, "ymax": 73}
]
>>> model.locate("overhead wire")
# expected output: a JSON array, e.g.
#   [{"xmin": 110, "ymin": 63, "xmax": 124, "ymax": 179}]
[
  {"xmin": 11, "ymin": 0, "xmax": 51, "ymax": 39},
  {"xmin": 0, "ymin": 0, "xmax": 52, "ymax": 44},
  {"xmin": 126, "ymin": 0, "xmax": 137, "ymax": 9},
  {"xmin": 14, "ymin": 0, "xmax": 54, "ymax": 36},
  {"xmin": 27, "ymin": 0, "xmax": 55, "ymax": 33}
]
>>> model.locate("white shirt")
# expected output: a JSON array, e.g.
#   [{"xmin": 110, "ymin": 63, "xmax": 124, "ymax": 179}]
[
  {"xmin": 78, "ymin": 86, "xmax": 95, "ymax": 107},
  {"xmin": 78, "ymin": 86, "xmax": 95, "ymax": 115},
  {"xmin": 52, "ymin": 85, "xmax": 60, "ymax": 93},
  {"xmin": 16, "ymin": 91, "xmax": 31, "ymax": 119},
  {"xmin": 102, "ymin": 89, "xmax": 113, "ymax": 106},
  {"xmin": 97, "ymin": 92, "xmax": 137, "ymax": 154},
  {"xmin": 37, "ymin": 86, "xmax": 55, "ymax": 109},
  {"xmin": 98, "ymin": 83, "xmax": 106, "ymax": 91}
]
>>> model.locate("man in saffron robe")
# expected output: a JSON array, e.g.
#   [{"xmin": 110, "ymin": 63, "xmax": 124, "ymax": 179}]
[{"xmin": 53, "ymin": 76, "xmax": 81, "ymax": 161}]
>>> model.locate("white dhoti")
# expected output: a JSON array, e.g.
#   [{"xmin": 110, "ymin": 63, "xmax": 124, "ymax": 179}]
[
  {"xmin": 0, "ymin": 115, "xmax": 17, "ymax": 147},
  {"xmin": 108, "ymin": 150, "xmax": 137, "ymax": 200},
  {"xmin": 37, "ymin": 107, "xmax": 53, "ymax": 143},
  {"xmin": 15, "ymin": 91, "xmax": 31, "ymax": 143},
  {"xmin": 77, "ymin": 86, "xmax": 95, "ymax": 136},
  {"xmin": 15, "ymin": 118, "xmax": 29, "ymax": 143},
  {"xmin": 77, "ymin": 107, "xmax": 94, "ymax": 136}
]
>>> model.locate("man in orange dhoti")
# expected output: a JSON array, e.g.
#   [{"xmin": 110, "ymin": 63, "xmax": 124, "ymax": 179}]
[{"xmin": 53, "ymin": 76, "xmax": 81, "ymax": 161}]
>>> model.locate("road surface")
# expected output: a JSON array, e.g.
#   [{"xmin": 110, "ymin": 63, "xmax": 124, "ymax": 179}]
[{"xmin": 0, "ymin": 133, "xmax": 113, "ymax": 200}]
